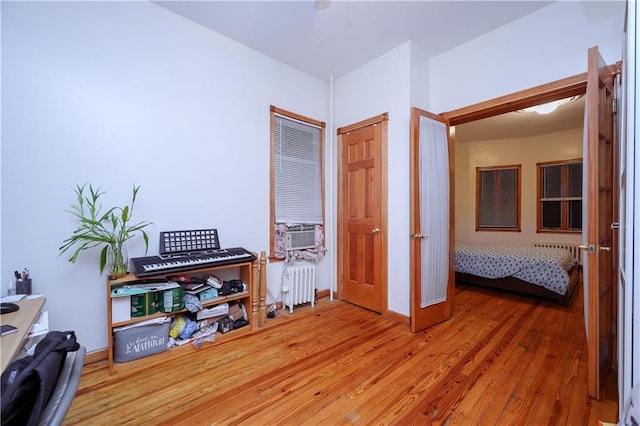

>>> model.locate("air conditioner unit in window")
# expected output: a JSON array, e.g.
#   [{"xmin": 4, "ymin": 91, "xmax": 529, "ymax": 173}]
[{"xmin": 285, "ymin": 224, "xmax": 316, "ymax": 250}]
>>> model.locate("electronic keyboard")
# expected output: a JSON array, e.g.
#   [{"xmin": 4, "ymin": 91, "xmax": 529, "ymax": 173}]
[{"xmin": 130, "ymin": 247, "xmax": 256, "ymax": 277}]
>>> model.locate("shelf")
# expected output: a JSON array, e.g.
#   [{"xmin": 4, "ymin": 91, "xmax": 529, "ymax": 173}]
[
  {"xmin": 110, "ymin": 324, "xmax": 253, "ymax": 375},
  {"xmin": 111, "ymin": 291, "xmax": 250, "ymax": 328},
  {"xmin": 106, "ymin": 252, "xmax": 267, "ymax": 375},
  {"xmin": 198, "ymin": 291, "xmax": 249, "ymax": 307}
]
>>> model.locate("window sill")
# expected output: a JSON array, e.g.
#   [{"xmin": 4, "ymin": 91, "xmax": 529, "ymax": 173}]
[{"xmin": 537, "ymin": 229, "xmax": 582, "ymax": 234}]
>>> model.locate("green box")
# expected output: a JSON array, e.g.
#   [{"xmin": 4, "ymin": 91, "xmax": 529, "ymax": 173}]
[
  {"xmin": 130, "ymin": 293, "xmax": 158, "ymax": 317},
  {"xmin": 158, "ymin": 287, "xmax": 184, "ymax": 313}
]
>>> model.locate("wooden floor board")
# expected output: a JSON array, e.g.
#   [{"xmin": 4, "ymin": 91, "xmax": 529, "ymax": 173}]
[
  {"xmin": 451, "ymin": 308, "xmax": 536, "ymax": 423},
  {"xmin": 64, "ymin": 282, "xmax": 618, "ymax": 425}
]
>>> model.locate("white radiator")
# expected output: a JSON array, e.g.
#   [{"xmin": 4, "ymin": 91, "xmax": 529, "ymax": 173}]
[
  {"xmin": 533, "ymin": 241, "xmax": 582, "ymax": 265},
  {"xmin": 283, "ymin": 264, "xmax": 316, "ymax": 313}
]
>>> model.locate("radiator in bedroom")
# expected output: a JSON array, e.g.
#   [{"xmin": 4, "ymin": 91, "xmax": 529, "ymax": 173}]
[
  {"xmin": 533, "ymin": 242, "xmax": 582, "ymax": 265},
  {"xmin": 283, "ymin": 264, "xmax": 316, "ymax": 313}
]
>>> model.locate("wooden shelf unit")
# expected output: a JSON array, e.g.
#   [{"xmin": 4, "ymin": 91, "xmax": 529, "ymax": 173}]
[{"xmin": 106, "ymin": 251, "xmax": 267, "ymax": 375}]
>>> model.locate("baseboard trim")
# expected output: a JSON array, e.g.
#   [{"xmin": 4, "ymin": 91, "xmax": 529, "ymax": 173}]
[
  {"xmin": 87, "ymin": 290, "xmax": 337, "ymax": 365},
  {"xmin": 316, "ymin": 289, "xmax": 331, "ymax": 299},
  {"xmin": 269, "ymin": 289, "xmax": 331, "ymax": 312},
  {"xmin": 86, "ymin": 348, "xmax": 108, "ymax": 364},
  {"xmin": 387, "ymin": 309, "xmax": 410, "ymax": 326}
]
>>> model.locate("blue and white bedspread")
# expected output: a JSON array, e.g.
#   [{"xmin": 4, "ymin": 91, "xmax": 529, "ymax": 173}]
[{"xmin": 455, "ymin": 242, "xmax": 577, "ymax": 295}]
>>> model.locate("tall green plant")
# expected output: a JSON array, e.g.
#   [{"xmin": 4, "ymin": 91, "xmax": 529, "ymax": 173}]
[{"xmin": 59, "ymin": 183, "xmax": 152, "ymax": 277}]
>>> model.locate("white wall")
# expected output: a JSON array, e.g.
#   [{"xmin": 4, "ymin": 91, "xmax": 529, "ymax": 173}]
[
  {"xmin": 334, "ymin": 41, "xmax": 413, "ymax": 316},
  {"xmin": 410, "ymin": 42, "xmax": 430, "ymax": 111},
  {"xmin": 455, "ymin": 128, "xmax": 583, "ymax": 245},
  {"xmin": 331, "ymin": 1, "xmax": 624, "ymax": 317},
  {"xmin": 430, "ymin": 1, "xmax": 625, "ymax": 112},
  {"xmin": 1, "ymin": 1, "xmax": 329, "ymax": 352},
  {"xmin": 1, "ymin": 0, "xmax": 626, "ymax": 352}
]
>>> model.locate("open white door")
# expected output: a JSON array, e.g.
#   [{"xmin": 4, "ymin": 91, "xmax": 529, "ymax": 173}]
[{"xmin": 410, "ymin": 107, "xmax": 455, "ymax": 332}]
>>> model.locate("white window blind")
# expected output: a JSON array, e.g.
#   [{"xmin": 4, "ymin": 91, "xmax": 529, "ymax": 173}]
[{"xmin": 274, "ymin": 114, "xmax": 323, "ymax": 224}]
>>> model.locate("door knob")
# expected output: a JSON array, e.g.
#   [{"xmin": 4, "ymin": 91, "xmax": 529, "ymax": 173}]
[
  {"xmin": 371, "ymin": 227, "xmax": 380, "ymax": 234},
  {"xmin": 579, "ymin": 244, "xmax": 595, "ymax": 254},
  {"xmin": 599, "ymin": 246, "xmax": 611, "ymax": 252},
  {"xmin": 411, "ymin": 233, "xmax": 428, "ymax": 239}
]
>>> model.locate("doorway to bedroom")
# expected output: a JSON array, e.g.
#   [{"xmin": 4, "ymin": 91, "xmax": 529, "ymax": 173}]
[
  {"xmin": 443, "ymin": 74, "xmax": 590, "ymax": 309},
  {"xmin": 437, "ymin": 53, "xmax": 619, "ymax": 402},
  {"xmin": 453, "ymin": 95, "xmax": 584, "ymax": 250}
]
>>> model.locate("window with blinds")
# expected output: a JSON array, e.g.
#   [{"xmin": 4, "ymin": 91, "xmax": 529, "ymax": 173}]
[
  {"xmin": 270, "ymin": 106, "xmax": 325, "ymax": 258},
  {"xmin": 537, "ymin": 159, "xmax": 582, "ymax": 232},
  {"xmin": 274, "ymin": 115, "xmax": 322, "ymax": 223},
  {"xmin": 476, "ymin": 165, "xmax": 521, "ymax": 231}
]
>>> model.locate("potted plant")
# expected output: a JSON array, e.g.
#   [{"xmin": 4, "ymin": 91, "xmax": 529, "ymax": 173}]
[{"xmin": 59, "ymin": 183, "xmax": 153, "ymax": 279}]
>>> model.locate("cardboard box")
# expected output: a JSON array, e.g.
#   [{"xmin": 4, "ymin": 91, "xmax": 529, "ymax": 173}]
[
  {"xmin": 185, "ymin": 284, "xmax": 218, "ymax": 302},
  {"xmin": 199, "ymin": 286, "xmax": 218, "ymax": 301},
  {"xmin": 227, "ymin": 303, "xmax": 245, "ymax": 321},
  {"xmin": 198, "ymin": 302, "xmax": 244, "ymax": 323},
  {"xmin": 196, "ymin": 302, "xmax": 229, "ymax": 320}
]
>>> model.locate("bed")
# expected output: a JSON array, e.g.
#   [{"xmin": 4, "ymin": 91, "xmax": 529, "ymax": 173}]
[{"xmin": 454, "ymin": 242, "xmax": 581, "ymax": 306}]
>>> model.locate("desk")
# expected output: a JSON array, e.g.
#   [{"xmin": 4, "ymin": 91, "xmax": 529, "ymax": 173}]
[{"xmin": 0, "ymin": 297, "xmax": 46, "ymax": 373}]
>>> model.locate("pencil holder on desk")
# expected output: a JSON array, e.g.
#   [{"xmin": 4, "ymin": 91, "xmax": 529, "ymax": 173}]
[{"xmin": 16, "ymin": 279, "xmax": 32, "ymax": 295}]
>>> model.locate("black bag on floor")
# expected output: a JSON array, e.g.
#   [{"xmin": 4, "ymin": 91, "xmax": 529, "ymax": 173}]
[{"xmin": 1, "ymin": 330, "xmax": 80, "ymax": 426}]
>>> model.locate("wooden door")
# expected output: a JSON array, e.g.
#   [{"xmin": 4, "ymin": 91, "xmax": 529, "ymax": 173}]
[
  {"xmin": 337, "ymin": 114, "xmax": 388, "ymax": 313},
  {"xmin": 585, "ymin": 46, "xmax": 616, "ymax": 399},
  {"xmin": 410, "ymin": 108, "xmax": 455, "ymax": 332}
]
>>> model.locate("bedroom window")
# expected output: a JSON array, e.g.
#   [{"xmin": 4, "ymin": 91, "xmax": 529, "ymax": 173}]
[
  {"xmin": 537, "ymin": 159, "xmax": 582, "ymax": 233},
  {"xmin": 476, "ymin": 165, "xmax": 521, "ymax": 231},
  {"xmin": 270, "ymin": 106, "xmax": 325, "ymax": 259}
]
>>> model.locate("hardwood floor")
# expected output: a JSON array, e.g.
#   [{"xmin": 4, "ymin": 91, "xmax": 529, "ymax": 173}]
[{"xmin": 66, "ymin": 283, "xmax": 618, "ymax": 425}]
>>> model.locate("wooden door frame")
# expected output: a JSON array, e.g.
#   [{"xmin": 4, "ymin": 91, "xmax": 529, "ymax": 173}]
[
  {"xmin": 440, "ymin": 65, "xmax": 619, "ymax": 398},
  {"xmin": 336, "ymin": 113, "xmax": 389, "ymax": 316},
  {"xmin": 442, "ymin": 73, "xmax": 588, "ymax": 126},
  {"xmin": 410, "ymin": 74, "xmax": 591, "ymax": 330}
]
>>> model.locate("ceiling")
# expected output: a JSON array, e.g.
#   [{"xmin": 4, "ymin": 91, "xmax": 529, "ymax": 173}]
[
  {"xmin": 455, "ymin": 95, "xmax": 585, "ymax": 143},
  {"xmin": 154, "ymin": 0, "xmax": 583, "ymax": 141},
  {"xmin": 154, "ymin": 0, "xmax": 553, "ymax": 82}
]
